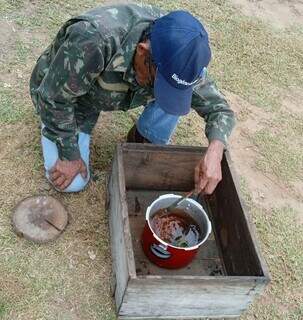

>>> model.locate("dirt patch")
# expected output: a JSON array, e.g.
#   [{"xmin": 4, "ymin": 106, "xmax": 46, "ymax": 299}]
[
  {"xmin": 225, "ymin": 90, "xmax": 303, "ymax": 221},
  {"xmin": 0, "ymin": 20, "xmax": 17, "ymax": 62},
  {"xmin": 230, "ymin": 0, "xmax": 303, "ymax": 29},
  {"xmin": 280, "ymin": 87, "xmax": 303, "ymax": 115}
]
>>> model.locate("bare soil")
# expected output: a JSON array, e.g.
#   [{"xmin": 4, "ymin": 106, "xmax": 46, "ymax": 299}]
[
  {"xmin": 226, "ymin": 90, "xmax": 303, "ymax": 219},
  {"xmin": 230, "ymin": 0, "xmax": 303, "ymax": 29}
]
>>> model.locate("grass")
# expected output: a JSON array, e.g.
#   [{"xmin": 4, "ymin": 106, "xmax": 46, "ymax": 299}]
[
  {"xmin": 0, "ymin": 0, "xmax": 24, "ymax": 15},
  {"xmin": 242, "ymin": 205, "xmax": 303, "ymax": 320},
  {"xmin": 0, "ymin": 173, "xmax": 115, "ymax": 319},
  {"xmin": 255, "ymin": 206, "xmax": 302, "ymax": 293},
  {"xmin": 253, "ymin": 129, "xmax": 303, "ymax": 183},
  {"xmin": 1, "ymin": 0, "xmax": 101, "ymax": 32},
  {"xmin": 15, "ymin": 38, "xmax": 32, "ymax": 64},
  {"xmin": 0, "ymin": 303, "xmax": 8, "ymax": 318},
  {"xmin": 239, "ymin": 178, "xmax": 303, "ymax": 319},
  {"xmin": 0, "ymin": 0, "xmax": 302, "ymax": 319},
  {"xmin": 250, "ymin": 110, "xmax": 303, "ymax": 185},
  {"xmin": 0, "ymin": 88, "xmax": 27, "ymax": 124}
]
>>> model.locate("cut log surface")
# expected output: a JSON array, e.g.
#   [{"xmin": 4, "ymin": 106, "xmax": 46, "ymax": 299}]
[{"xmin": 12, "ymin": 195, "xmax": 68, "ymax": 243}]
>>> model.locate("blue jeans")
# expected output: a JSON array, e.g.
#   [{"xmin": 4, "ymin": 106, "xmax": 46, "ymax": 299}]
[
  {"xmin": 42, "ymin": 129, "xmax": 91, "ymax": 193},
  {"xmin": 41, "ymin": 101, "xmax": 180, "ymax": 192},
  {"xmin": 136, "ymin": 101, "xmax": 180, "ymax": 144}
]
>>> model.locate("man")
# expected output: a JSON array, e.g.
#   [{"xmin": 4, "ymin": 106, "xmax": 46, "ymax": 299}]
[{"xmin": 30, "ymin": 3, "xmax": 235, "ymax": 194}]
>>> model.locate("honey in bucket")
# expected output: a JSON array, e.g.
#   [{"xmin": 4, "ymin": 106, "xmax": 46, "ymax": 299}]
[{"xmin": 150, "ymin": 208, "xmax": 202, "ymax": 248}]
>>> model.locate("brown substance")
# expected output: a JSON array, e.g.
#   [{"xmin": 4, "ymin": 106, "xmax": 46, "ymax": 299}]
[{"xmin": 151, "ymin": 208, "xmax": 202, "ymax": 247}]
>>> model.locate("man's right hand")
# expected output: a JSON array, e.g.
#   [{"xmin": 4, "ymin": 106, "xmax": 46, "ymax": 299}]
[{"xmin": 49, "ymin": 158, "xmax": 87, "ymax": 190}]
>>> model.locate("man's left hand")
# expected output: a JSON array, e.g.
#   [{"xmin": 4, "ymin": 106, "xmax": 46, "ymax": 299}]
[{"xmin": 194, "ymin": 140, "xmax": 225, "ymax": 195}]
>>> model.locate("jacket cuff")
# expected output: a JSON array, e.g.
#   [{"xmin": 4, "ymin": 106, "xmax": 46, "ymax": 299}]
[
  {"xmin": 206, "ymin": 129, "xmax": 228, "ymax": 148},
  {"xmin": 57, "ymin": 139, "xmax": 81, "ymax": 161}
]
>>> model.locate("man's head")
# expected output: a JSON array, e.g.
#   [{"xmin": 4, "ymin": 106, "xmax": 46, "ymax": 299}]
[
  {"xmin": 133, "ymin": 40, "xmax": 156, "ymax": 87},
  {"xmin": 134, "ymin": 10, "xmax": 211, "ymax": 115}
]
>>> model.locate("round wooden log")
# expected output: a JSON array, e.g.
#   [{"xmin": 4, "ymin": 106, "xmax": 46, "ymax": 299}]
[{"xmin": 12, "ymin": 195, "xmax": 68, "ymax": 243}]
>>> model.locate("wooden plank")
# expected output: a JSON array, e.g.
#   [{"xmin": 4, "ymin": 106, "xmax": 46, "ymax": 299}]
[
  {"xmin": 111, "ymin": 144, "xmax": 270, "ymax": 319},
  {"xmin": 224, "ymin": 151, "xmax": 270, "ymax": 280},
  {"xmin": 122, "ymin": 144, "xmax": 206, "ymax": 190},
  {"xmin": 117, "ymin": 146, "xmax": 137, "ymax": 280},
  {"xmin": 122, "ymin": 143, "xmax": 207, "ymax": 153},
  {"xmin": 119, "ymin": 315, "xmax": 238, "ymax": 319},
  {"xmin": 207, "ymin": 151, "xmax": 266, "ymax": 277},
  {"xmin": 201, "ymin": 195, "xmax": 228, "ymax": 276},
  {"xmin": 108, "ymin": 146, "xmax": 136, "ymax": 311},
  {"xmin": 126, "ymin": 190, "xmax": 224, "ymax": 276},
  {"xmin": 122, "ymin": 144, "xmax": 269, "ymax": 278},
  {"xmin": 119, "ymin": 277, "xmax": 265, "ymax": 319}
]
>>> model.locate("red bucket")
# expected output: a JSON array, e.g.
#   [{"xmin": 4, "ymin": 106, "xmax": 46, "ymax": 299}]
[{"xmin": 141, "ymin": 194, "xmax": 212, "ymax": 269}]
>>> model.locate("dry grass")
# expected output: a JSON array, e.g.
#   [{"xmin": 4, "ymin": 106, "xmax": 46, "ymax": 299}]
[
  {"xmin": 239, "ymin": 178, "xmax": 303, "ymax": 319},
  {"xmin": 0, "ymin": 0, "xmax": 302, "ymax": 319}
]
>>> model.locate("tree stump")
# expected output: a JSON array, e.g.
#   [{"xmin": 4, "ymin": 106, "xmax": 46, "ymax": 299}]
[{"xmin": 12, "ymin": 195, "xmax": 68, "ymax": 243}]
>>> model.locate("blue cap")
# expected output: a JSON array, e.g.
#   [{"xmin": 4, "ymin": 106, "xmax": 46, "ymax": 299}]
[{"xmin": 150, "ymin": 11, "xmax": 211, "ymax": 115}]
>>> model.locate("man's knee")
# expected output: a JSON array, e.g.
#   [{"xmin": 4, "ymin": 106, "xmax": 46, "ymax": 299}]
[
  {"xmin": 63, "ymin": 174, "xmax": 90, "ymax": 192},
  {"xmin": 41, "ymin": 129, "xmax": 91, "ymax": 193}
]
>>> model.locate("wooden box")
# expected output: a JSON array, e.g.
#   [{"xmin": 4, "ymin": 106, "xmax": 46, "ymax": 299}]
[{"xmin": 108, "ymin": 143, "xmax": 270, "ymax": 319}]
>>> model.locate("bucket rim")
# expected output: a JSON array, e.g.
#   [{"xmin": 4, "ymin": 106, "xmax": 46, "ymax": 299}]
[{"xmin": 145, "ymin": 194, "xmax": 212, "ymax": 251}]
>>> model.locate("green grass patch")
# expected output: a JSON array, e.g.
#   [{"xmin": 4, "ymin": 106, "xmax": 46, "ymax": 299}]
[
  {"xmin": 248, "ymin": 110, "xmax": 302, "ymax": 184},
  {"xmin": 173, "ymin": 111, "xmax": 205, "ymax": 146},
  {"xmin": 271, "ymin": 112, "xmax": 303, "ymax": 139},
  {"xmin": 15, "ymin": 38, "xmax": 32, "ymax": 64},
  {"xmin": 245, "ymin": 205, "xmax": 303, "ymax": 319},
  {"xmin": 252, "ymin": 129, "xmax": 303, "ymax": 183},
  {"xmin": 0, "ymin": 302, "xmax": 8, "ymax": 317},
  {"xmin": 91, "ymin": 111, "xmax": 134, "ymax": 170},
  {"xmin": 14, "ymin": 0, "xmax": 103, "ymax": 32},
  {"xmin": 239, "ymin": 175, "xmax": 253, "ymax": 206},
  {"xmin": 0, "ymin": 88, "xmax": 27, "ymax": 124},
  {"xmin": 255, "ymin": 206, "xmax": 303, "ymax": 292},
  {"xmin": 0, "ymin": 0, "xmax": 24, "ymax": 15}
]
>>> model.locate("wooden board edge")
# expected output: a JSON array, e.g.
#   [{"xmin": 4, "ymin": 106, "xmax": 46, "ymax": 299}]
[
  {"xmin": 121, "ymin": 142, "xmax": 207, "ymax": 153},
  {"xmin": 202, "ymin": 196, "xmax": 228, "ymax": 275},
  {"xmin": 117, "ymin": 144, "xmax": 137, "ymax": 279},
  {"xmin": 224, "ymin": 150, "xmax": 271, "ymax": 281},
  {"xmin": 135, "ymin": 275, "xmax": 269, "ymax": 282},
  {"xmin": 120, "ymin": 276, "xmax": 259, "ymax": 319},
  {"xmin": 118, "ymin": 315, "xmax": 239, "ymax": 320}
]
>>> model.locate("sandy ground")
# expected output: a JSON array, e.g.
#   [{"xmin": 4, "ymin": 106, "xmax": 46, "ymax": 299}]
[
  {"xmin": 226, "ymin": 90, "xmax": 303, "ymax": 217},
  {"xmin": 226, "ymin": 0, "xmax": 303, "ymax": 219},
  {"xmin": 230, "ymin": 0, "xmax": 303, "ymax": 29}
]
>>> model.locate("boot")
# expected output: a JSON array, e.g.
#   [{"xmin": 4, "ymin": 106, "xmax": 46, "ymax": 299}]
[{"xmin": 126, "ymin": 125, "xmax": 151, "ymax": 143}]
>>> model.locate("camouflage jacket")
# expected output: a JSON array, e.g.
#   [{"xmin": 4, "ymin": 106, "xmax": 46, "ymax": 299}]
[{"xmin": 30, "ymin": 4, "xmax": 235, "ymax": 161}]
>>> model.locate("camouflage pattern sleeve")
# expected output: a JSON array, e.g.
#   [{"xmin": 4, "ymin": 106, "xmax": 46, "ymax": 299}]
[
  {"xmin": 191, "ymin": 76, "xmax": 236, "ymax": 147},
  {"xmin": 37, "ymin": 21, "xmax": 104, "ymax": 161}
]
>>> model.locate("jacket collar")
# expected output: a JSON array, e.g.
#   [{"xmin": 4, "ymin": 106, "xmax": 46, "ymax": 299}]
[{"xmin": 105, "ymin": 21, "xmax": 150, "ymax": 75}]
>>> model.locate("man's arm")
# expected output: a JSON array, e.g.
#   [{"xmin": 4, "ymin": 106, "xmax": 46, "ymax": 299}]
[
  {"xmin": 191, "ymin": 75, "xmax": 236, "ymax": 194},
  {"xmin": 38, "ymin": 21, "xmax": 105, "ymax": 160},
  {"xmin": 36, "ymin": 21, "xmax": 105, "ymax": 188}
]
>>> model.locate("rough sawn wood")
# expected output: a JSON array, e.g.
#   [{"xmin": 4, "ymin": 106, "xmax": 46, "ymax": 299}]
[{"xmin": 108, "ymin": 143, "xmax": 270, "ymax": 320}]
